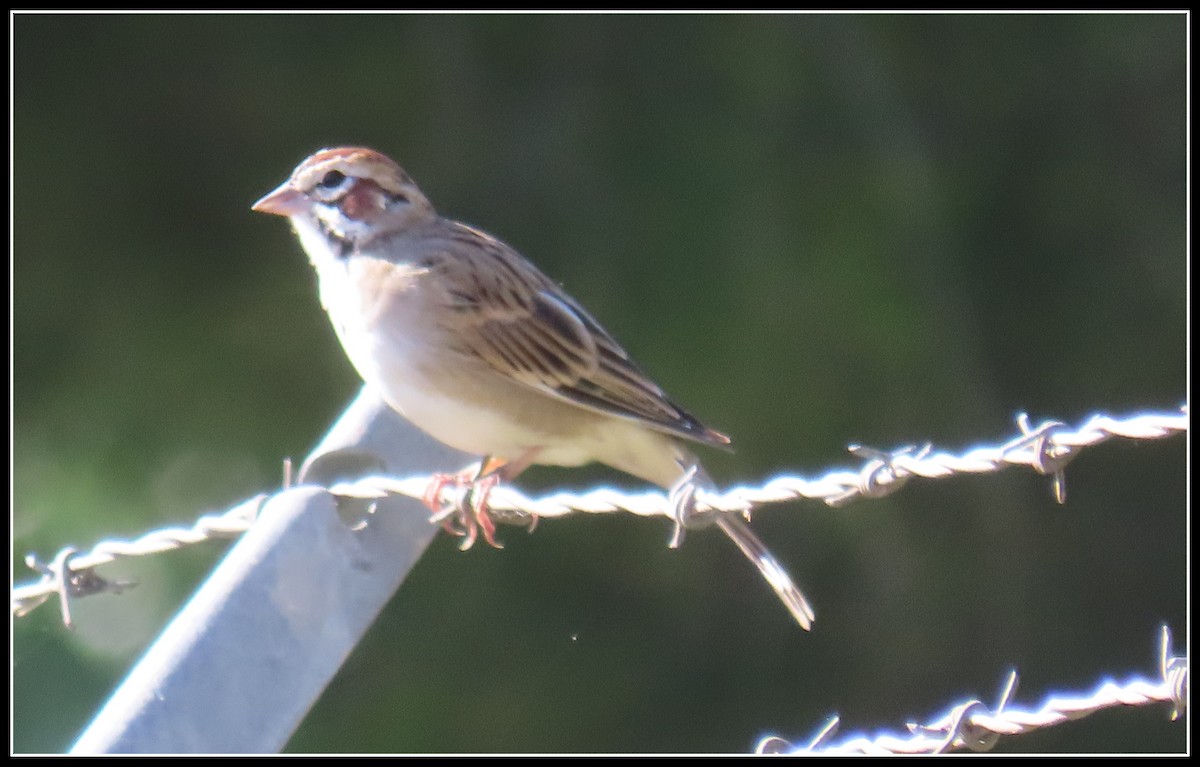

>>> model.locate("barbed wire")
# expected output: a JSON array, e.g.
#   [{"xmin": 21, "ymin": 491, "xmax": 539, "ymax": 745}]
[
  {"xmin": 12, "ymin": 405, "xmax": 1186, "ymax": 623},
  {"xmin": 756, "ymin": 625, "xmax": 1188, "ymax": 754},
  {"xmin": 332, "ymin": 406, "xmax": 1188, "ymax": 521}
]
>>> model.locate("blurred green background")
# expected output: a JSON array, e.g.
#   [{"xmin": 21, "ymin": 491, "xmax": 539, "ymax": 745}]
[{"xmin": 12, "ymin": 12, "xmax": 1186, "ymax": 754}]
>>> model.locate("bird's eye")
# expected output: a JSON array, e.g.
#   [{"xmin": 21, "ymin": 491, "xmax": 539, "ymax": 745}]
[{"xmin": 317, "ymin": 170, "xmax": 347, "ymax": 190}]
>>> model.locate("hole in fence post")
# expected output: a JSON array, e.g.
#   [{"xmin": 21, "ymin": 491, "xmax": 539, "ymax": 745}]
[{"xmin": 300, "ymin": 447, "xmax": 391, "ymax": 531}]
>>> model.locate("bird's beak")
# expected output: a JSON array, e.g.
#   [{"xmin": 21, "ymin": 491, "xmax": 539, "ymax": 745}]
[{"xmin": 252, "ymin": 183, "xmax": 307, "ymax": 217}]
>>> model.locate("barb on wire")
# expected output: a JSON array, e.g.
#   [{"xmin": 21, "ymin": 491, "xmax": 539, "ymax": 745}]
[
  {"xmin": 11, "ymin": 494, "xmax": 269, "ymax": 622},
  {"xmin": 12, "ymin": 406, "xmax": 1185, "ymax": 622},
  {"xmin": 908, "ymin": 668, "xmax": 1018, "ymax": 753},
  {"xmin": 1014, "ymin": 413, "xmax": 1071, "ymax": 503},
  {"xmin": 756, "ymin": 626, "xmax": 1188, "ymax": 754},
  {"xmin": 16, "ymin": 548, "xmax": 137, "ymax": 629},
  {"xmin": 1159, "ymin": 624, "xmax": 1188, "ymax": 721}
]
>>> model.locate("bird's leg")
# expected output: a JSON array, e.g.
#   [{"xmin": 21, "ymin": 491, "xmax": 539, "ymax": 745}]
[
  {"xmin": 423, "ymin": 457, "xmax": 504, "ymax": 546},
  {"xmin": 424, "ymin": 449, "xmax": 542, "ymax": 550},
  {"xmin": 423, "ymin": 463, "xmax": 486, "ymax": 535}
]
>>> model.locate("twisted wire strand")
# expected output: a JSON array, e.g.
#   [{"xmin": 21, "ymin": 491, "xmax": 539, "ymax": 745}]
[
  {"xmin": 334, "ymin": 406, "xmax": 1188, "ymax": 519},
  {"xmin": 757, "ymin": 626, "xmax": 1188, "ymax": 754},
  {"xmin": 12, "ymin": 406, "xmax": 1186, "ymax": 621}
]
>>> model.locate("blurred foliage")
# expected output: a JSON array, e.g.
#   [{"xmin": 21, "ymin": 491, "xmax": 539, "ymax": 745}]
[{"xmin": 12, "ymin": 12, "xmax": 1185, "ymax": 754}]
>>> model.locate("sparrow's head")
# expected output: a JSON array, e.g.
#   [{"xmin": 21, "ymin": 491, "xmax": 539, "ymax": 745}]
[{"xmin": 253, "ymin": 147, "xmax": 434, "ymax": 246}]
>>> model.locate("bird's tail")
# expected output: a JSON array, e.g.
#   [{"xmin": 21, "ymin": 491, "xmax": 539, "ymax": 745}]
[
  {"xmin": 714, "ymin": 513, "xmax": 815, "ymax": 630},
  {"xmin": 669, "ymin": 457, "xmax": 815, "ymax": 630}
]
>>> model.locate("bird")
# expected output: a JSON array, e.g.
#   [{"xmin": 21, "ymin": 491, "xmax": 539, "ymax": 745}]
[{"xmin": 253, "ymin": 147, "xmax": 814, "ymax": 629}]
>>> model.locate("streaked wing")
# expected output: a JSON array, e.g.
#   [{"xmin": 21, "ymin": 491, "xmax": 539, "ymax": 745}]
[{"xmin": 439, "ymin": 223, "xmax": 730, "ymax": 448}]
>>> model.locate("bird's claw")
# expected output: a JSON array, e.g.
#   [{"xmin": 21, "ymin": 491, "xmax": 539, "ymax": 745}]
[{"xmin": 424, "ymin": 470, "xmax": 504, "ymax": 550}]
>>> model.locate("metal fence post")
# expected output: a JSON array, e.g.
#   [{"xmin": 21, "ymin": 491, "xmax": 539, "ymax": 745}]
[{"xmin": 70, "ymin": 387, "xmax": 470, "ymax": 754}]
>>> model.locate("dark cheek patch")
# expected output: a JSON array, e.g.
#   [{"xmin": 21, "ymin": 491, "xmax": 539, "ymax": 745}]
[{"xmin": 340, "ymin": 181, "xmax": 383, "ymax": 221}]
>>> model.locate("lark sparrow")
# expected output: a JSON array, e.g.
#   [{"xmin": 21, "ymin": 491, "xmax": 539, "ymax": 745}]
[{"xmin": 253, "ymin": 147, "xmax": 814, "ymax": 629}]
